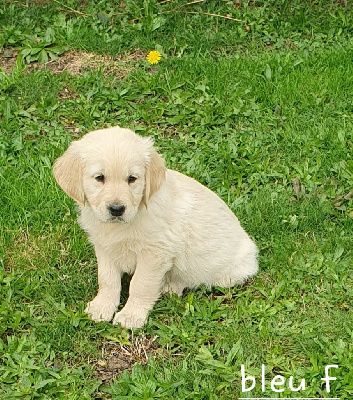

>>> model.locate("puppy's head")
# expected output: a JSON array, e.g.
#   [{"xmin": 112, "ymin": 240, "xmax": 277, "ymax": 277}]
[{"xmin": 53, "ymin": 126, "xmax": 166, "ymax": 223}]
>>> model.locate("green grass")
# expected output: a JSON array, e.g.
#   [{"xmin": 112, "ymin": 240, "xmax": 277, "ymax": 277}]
[{"xmin": 1, "ymin": 0, "xmax": 353, "ymax": 398}]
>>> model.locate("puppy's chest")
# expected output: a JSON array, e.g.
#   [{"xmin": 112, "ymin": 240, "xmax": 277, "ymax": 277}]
[
  {"xmin": 95, "ymin": 230, "xmax": 143, "ymax": 274},
  {"xmin": 110, "ymin": 239, "xmax": 140, "ymax": 274}
]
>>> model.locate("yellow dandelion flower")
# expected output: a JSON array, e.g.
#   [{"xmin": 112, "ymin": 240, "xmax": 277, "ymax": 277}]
[{"xmin": 146, "ymin": 50, "xmax": 162, "ymax": 65}]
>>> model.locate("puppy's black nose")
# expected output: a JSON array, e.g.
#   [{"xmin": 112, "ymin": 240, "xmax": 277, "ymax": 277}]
[{"xmin": 108, "ymin": 204, "xmax": 125, "ymax": 217}]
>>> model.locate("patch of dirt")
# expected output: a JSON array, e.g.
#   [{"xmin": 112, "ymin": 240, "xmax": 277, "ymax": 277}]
[
  {"xmin": 95, "ymin": 334, "xmax": 162, "ymax": 384},
  {"xmin": 0, "ymin": 48, "xmax": 19, "ymax": 74},
  {"xmin": 0, "ymin": 48, "xmax": 145, "ymax": 77}
]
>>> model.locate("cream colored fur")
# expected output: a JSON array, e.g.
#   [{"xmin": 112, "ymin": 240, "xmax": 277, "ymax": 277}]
[{"xmin": 53, "ymin": 126, "xmax": 258, "ymax": 328}]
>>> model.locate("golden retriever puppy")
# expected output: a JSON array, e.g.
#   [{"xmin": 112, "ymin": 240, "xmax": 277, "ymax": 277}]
[{"xmin": 53, "ymin": 126, "xmax": 258, "ymax": 328}]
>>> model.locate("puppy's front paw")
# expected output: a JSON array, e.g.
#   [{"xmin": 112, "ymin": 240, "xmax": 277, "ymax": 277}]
[
  {"xmin": 85, "ymin": 296, "xmax": 118, "ymax": 322},
  {"xmin": 112, "ymin": 309, "xmax": 147, "ymax": 329}
]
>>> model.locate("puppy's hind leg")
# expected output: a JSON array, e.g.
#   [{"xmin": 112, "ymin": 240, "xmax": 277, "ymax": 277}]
[
  {"xmin": 160, "ymin": 270, "xmax": 185, "ymax": 297},
  {"xmin": 161, "ymin": 281, "xmax": 185, "ymax": 297},
  {"xmin": 212, "ymin": 241, "xmax": 259, "ymax": 288}
]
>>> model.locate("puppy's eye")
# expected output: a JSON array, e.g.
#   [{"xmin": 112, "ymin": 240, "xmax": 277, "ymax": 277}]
[
  {"xmin": 128, "ymin": 175, "xmax": 137, "ymax": 184},
  {"xmin": 95, "ymin": 175, "xmax": 105, "ymax": 183}
]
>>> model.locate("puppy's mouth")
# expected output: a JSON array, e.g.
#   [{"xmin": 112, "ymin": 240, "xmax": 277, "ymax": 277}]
[{"xmin": 107, "ymin": 216, "xmax": 126, "ymax": 223}]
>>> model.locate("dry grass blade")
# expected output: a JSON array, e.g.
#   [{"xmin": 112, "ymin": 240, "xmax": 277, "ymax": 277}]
[
  {"xmin": 53, "ymin": 0, "xmax": 90, "ymax": 17},
  {"xmin": 167, "ymin": 0, "xmax": 229, "ymax": 11},
  {"xmin": 344, "ymin": 190, "xmax": 353, "ymax": 200},
  {"xmin": 292, "ymin": 177, "xmax": 301, "ymax": 198},
  {"xmin": 163, "ymin": 9, "xmax": 246, "ymax": 23},
  {"xmin": 57, "ymin": 7, "xmax": 89, "ymax": 17}
]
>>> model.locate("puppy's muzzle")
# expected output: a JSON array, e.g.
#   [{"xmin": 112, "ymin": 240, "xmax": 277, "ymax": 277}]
[{"xmin": 108, "ymin": 204, "xmax": 126, "ymax": 217}]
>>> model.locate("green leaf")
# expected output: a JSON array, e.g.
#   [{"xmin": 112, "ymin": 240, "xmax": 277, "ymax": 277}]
[
  {"xmin": 226, "ymin": 340, "xmax": 242, "ymax": 366},
  {"xmin": 151, "ymin": 16, "xmax": 166, "ymax": 32},
  {"xmin": 265, "ymin": 64, "xmax": 272, "ymax": 81},
  {"xmin": 47, "ymin": 51, "xmax": 59, "ymax": 61},
  {"xmin": 20, "ymin": 49, "xmax": 32, "ymax": 57},
  {"xmin": 48, "ymin": 45, "xmax": 68, "ymax": 55},
  {"xmin": 38, "ymin": 49, "xmax": 48, "ymax": 64},
  {"xmin": 97, "ymin": 12, "xmax": 110, "ymax": 27}
]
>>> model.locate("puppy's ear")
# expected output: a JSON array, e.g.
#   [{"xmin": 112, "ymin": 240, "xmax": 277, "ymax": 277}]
[
  {"xmin": 53, "ymin": 143, "xmax": 85, "ymax": 206},
  {"xmin": 142, "ymin": 150, "xmax": 166, "ymax": 207}
]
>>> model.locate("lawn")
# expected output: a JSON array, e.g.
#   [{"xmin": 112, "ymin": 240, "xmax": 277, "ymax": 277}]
[{"xmin": 0, "ymin": 0, "xmax": 353, "ymax": 398}]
